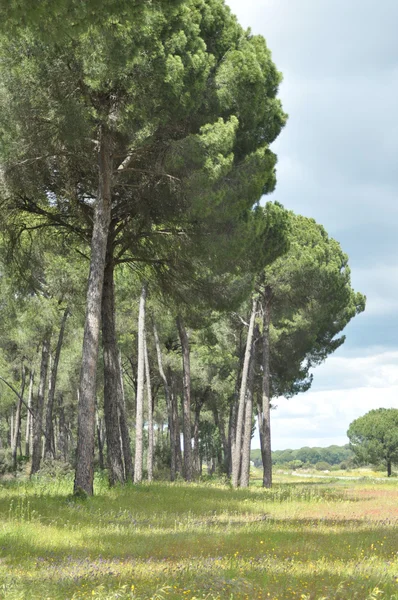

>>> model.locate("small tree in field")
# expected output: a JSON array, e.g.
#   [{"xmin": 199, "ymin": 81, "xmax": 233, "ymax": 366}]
[{"xmin": 347, "ymin": 408, "xmax": 398, "ymax": 477}]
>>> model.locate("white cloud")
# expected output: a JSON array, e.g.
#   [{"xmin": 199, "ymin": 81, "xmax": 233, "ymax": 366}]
[
  {"xmin": 270, "ymin": 384, "xmax": 398, "ymax": 451},
  {"xmin": 252, "ymin": 350, "xmax": 398, "ymax": 450}
]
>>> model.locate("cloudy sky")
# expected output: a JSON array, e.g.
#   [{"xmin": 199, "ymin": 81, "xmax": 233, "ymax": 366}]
[{"xmin": 226, "ymin": 0, "xmax": 398, "ymax": 450}]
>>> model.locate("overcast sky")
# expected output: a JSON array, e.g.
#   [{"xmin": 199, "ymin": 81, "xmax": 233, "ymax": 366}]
[{"xmin": 226, "ymin": 0, "xmax": 398, "ymax": 450}]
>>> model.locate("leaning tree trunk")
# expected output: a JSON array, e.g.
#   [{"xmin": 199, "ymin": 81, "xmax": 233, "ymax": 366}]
[
  {"xmin": 144, "ymin": 337, "xmax": 154, "ymax": 482},
  {"xmin": 74, "ymin": 126, "xmax": 113, "ymax": 496},
  {"xmin": 153, "ymin": 320, "xmax": 175, "ymax": 481},
  {"xmin": 176, "ymin": 315, "xmax": 192, "ymax": 482},
  {"xmin": 231, "ymin": 297, "xmax": 257, "ymax": 488},
  {"xmin": 31, "ymin": 334, "xmax": 51, "ymax": 475},
  {"xmin": 134, "ymin": 284, "xmax": 147, "ymax": 483},
  {"xmin": 44, "ymin": 307, "xmax": 69, "ymax": 458},
  {"xmin": 12, "ymin": 365, "xmax": 26, "ymax": 471},
  {"xmin": 240, "ymin": 336, "xmax": 257, "ymax": 488},
  {"xmin": 259, "ymin": 291, "xmax": 273, "ymax": 488},
  {"xmin": 102, "ymin": 248, "xmax": 125, "ymax": 486},
  {"xmin": 118, "ymin": 352, "xmax": 133, "ymax": 482}
]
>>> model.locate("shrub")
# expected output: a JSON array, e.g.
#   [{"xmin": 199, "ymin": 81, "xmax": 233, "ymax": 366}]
[{"xmin": 315, "ymin": 461, "xmax": 331, "ymax": 471}]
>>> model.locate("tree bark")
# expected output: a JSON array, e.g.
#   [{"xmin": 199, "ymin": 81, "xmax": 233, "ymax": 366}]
[
  {"xmin": 134, "ymin": 284, "xmax": 147, "ymax": 483},
  {"xmin": 118, "ymin": 352, "xmax": 133, "ymax": 482},
  {"xmin": 44, "ymin": 307, "xmax": 69, "ymax": 458},
  {"xmin": 12, "ymin": 365, "xmax": 26, "ymax": 471},
  {"xmin": 232, "ymin": 297, "xmax": 257, "ymax": 488},
  {"xmin": 144, "ymin": 337, "xmax": 154, "ymax": 482},
  {"xmin": 176, "ymin": 315, "xmax": 192, "ymax": 482},
  {"xmin": 153, "ymin": 320, "xmax": 175, "ymax": 481},
  {"xmin": 25, "ymin": 370, "xmax": 34, "ymax": 456},
  {"xmin": 259, "ymin": 291, "xmax": 273, "ymax": 488},
  {"xmin": 387, "ymin": 460, "xmax": 392, "ymax": 477},
  {"xmin": 74, "ymin": 126, "xmax": 113, "ymax": 496},
  {"xmin": 31, "ymin": 334, "xmax": 51, "ymax": 475},
  {"xmin": 102, "ymin": 247, "xmax": 125, "ymax": 485}
]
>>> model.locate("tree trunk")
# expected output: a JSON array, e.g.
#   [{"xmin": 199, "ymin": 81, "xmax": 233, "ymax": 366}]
[
  {"xmin": 12, "ymin": 365, "xmax": 26, "ymax": 471},
  {"xmin": 134, "ymin": 284, "xmax": 147, "ymax": 483},
  {"xmin": 176, "ymin": 315, "xmax": 192, "ymax": 482},
  {"xmin": 44, "ymin": 307, "xmax": 69, "ymax": 458},
  {"xmin": 95, "ymin": 403, "xmax": 105, "ymax": 471},
  {"xmin": 240, "ymin": 340, "xmax": 256, "ymax": 488},
  {"xmin": 25, "ymin": 370, "xmax": 34, "ymax": 457},
  {"xmin": 193, "ymin": 402, "xmax": 201, "ymax": 477},
  {"xmin": 153, "ymin": 321, "xmax": 175, "ymax": 481},
  {"xmin": 144, "ymin": 337, "xmax": 154, "ymax": 482},
  {"xmin": 74, "ymin": 126, "xmax": 113, "ymax": 496},
  {"xmin": 171, "ymin": 372, "xmax": 183, "ymax": 477},
  {"xmin": 232, "ymin": 297, "xmax": 257, "ymax": 488},
  {"xmin": 118, "ymin": 352, "xmax": 133, "ymax": 482},
  {"xmin": 227, "ymin": 399, "xmax": 237, "ymax": 477},
  {"xmin": 31, "ymin": 334, "xmax": 51, "ymax": 475},
  {"xmin": 58, "ymin": 392, "xmax": 68, "ymax": 462},
  {"xmin": 259, "ymin": 291, "xmax": 273, "ymax": 488},
  {"xmin": 102, "ymin": 248, "xmax": 125, "ymax": 485},
  {"xmin": 387, "ymin": 460, "xmax": 392, "ymax": 477},
  {"xmin": 213, "ymin": 405, "xmax": 228, "ymax": 473}
]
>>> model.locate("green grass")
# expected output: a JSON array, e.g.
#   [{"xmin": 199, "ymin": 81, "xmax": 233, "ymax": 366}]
[{"xmin": 1, "ymin": 473, "xmax": 398, "ymax": 599}]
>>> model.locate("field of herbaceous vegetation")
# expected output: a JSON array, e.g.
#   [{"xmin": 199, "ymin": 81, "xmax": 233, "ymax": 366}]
[{"xmin": 1, "ymin": 474, "xmax": 398, "ymax": 600}]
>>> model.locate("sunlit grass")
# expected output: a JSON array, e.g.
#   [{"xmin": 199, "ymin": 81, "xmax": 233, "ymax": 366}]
[{"xmin": 1, "ymin": 473, "xmax": 398, "ymax": 599}]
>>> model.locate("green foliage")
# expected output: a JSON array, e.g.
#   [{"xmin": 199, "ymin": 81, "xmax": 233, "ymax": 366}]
[
  {"xmin": 347, "ymin": 408, "xmax": 398, "ymax": 475},
  {"xmin": 263, "ymin": 213, "xmax": 366, "ymax": 398},
  {"xmin": 251, "ymin": 445, "xmax": 354, "ymax": 468}
]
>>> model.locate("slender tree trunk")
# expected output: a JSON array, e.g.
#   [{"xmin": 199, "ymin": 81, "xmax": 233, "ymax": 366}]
[
  {"xmin": 387, "ymin": 460, "xmax": 392, "ymax": 477},
  {"xmin": 10, "ymin": 409, "xmax": 14, "ymax": 451},
  {"xmin": 25, "ymin": 370, "xmax": 34, "ymax": 457},
  {"xmin": 153, "ymin": 321, "xmax": 175, "ymax": 481},
  {"xmin": 240, "ymin": 342, "xmax": 256, "ymax": 488},
  {"xmin": 74, "ymin": 126, "xmax": 113, "ymax": 496},
  {"xmin": 95, "ymin": 403, "xmax": 105, "ymax": 471},
  {"xmin": 232, "ymin": 297, "xmax": 257, "ymax": 488},
  {"xmin": 118, "ymin": 352, "xmax": 133, "ymax": 482},
  {"xmin": 213, "ymin": 405, "xmax": 228, "ymax": 473},
  {"xmin": 259, "ymin": 292, "xmax": 273, "ymax": 488},
  {"xmin": 102, "ymin": 248, "xmax": 125, "ymax": 485},
  {"xmin": 134, "ymin": 284, "xmax": 147, "ymax": 483},
  {"xmin": 176, "ymin": 315, "xmax": 192, "ymax": 482},
  {"xmin": 58, "ymin": 392, "xmax": 68, "ymax": 462},
  {"xmin": 193, "ymin": 402, "xmax": 201, "ymax": 477},
  {"xmin": 31, "ymin": 334, "xmax": 51, "ymax": 475},
  {"xmin": 44, "ymin": 307, "xmax": 69, "ymax": 458},
  {"xmin": 144, "ymin": 337, "xmax": 154, "ymax": 482},
  {"xmin": 12, "ymin": 365, "xmax": 26, "ymax": 471},
  {"xmin": 227, "ymin": 400, "xmax": 237, "ymax": 477},
  {"xmin": 171, "ymin": 372, "xmax": 183, "ymax": 477}
]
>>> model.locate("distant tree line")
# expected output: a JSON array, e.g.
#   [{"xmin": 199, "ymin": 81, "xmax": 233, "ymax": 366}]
[{"xmin": 251, "ymin": 445, "xmax": 354, "ymax": 470}]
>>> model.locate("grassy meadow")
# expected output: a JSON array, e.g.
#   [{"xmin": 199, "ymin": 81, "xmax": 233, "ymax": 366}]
[{"xmin": 1, "ymin": 470, "xmax": 398, "ymax": 600}]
